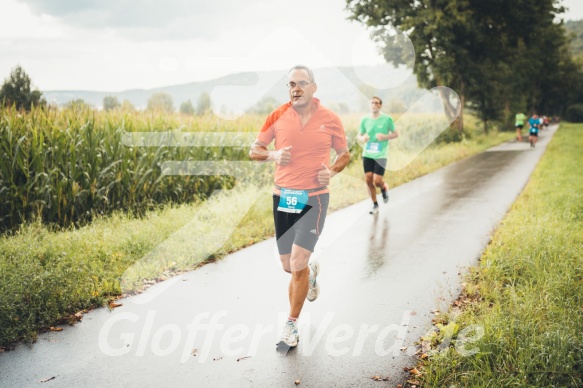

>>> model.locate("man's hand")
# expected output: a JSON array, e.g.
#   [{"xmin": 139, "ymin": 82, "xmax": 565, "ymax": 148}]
[
  {"xmin": 318, "ymin": 163, "xmax": 332, "ymax": 186},
  {"xmin": 268, "ymin": 146, "xmax": 292, "ymax": 165},
  {"xmin": 358, "ymin": 134, "xmax": 370, "ymax": 142}
]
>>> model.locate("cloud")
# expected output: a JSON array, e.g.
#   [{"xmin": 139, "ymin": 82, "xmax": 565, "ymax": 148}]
[
  {"xmin": 16, "ymin": 0, "xmax": 256, "ymax": 40},
  {"xmin": 562, "ymin": 0, "xmax": 583, "ymax": 20}
]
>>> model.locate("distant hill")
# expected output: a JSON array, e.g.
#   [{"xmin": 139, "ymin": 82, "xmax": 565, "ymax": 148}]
[
  {"xmin": 565, "ymin": 20, "xmax": 583, "ymax": 57},
  {"xmin": 43, "ymin": 65, "xmax": 441, "ymax": 115}
]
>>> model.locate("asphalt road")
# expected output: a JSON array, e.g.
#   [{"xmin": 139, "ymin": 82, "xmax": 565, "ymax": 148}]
[{"xmin": 0, "ymin": 125, "xmax": 558, "ymax": 387}]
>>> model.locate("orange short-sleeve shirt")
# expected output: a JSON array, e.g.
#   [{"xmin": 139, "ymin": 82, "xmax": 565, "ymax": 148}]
[{"xmin": 257, "ymin": 98, "xmax": 348, "ymax": 193}]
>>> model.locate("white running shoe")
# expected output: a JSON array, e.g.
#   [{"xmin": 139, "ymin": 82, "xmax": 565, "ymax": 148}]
[
  {"xmin": 277, "ymin": 320, "xmax": 299, "ymax": 349},
  {"xmin": 307, "ymin": 261, "xmax": 320, "ymax": 302},
  {"xmin": 369, "ymin": 203, "xmax": 379, "ymax": 214}
]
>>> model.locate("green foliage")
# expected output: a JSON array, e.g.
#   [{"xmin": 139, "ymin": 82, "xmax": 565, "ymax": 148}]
[
  {"xmin": 418, "ymin": 124, "xmax": 583, "ymax": 387},
  {"xmin": 248, "ymin": 96, "xmax": 280, "ymax": 115},
  {"xmin": 346, "ymin": 0, "xmax": 580, "ymax": 131},
  {"xmin": 103, "ymin": 95, "xmax": 120, "ymax": 111},
  {"xmin": 565, "ymin": 19, "xmax": 583, "ymax": 56},
  {"xmin": 0, "ymin": 65, "xmax": 45, "ymax": 111},
  {"xmin": 387, "ymin": 99, "xmax": 406, "ymax": 114},
  {"xmin": 65, "ymin": 98, "xmax": 91, "ymax": 110},
  {"xmin": 196, "ymin": 92, "xmax": 211, "ymax": 115},
  {"xmin": 120, "ymin": 99, "xmax": 136, "ymax": 112},
  {"xmin": 147, "ymin": 92, "xmax": 174, "ymax": 113},
  {"xmin": 0, "ymin": 106, "xmax": 264, "ymax": 233},
  {"xmin": 179, "ymin": 100, "xmax": 195, "ymax": 115},
  {"xmin": 566, "ymin": 103, "xmax": 583, "ymax": 122}
]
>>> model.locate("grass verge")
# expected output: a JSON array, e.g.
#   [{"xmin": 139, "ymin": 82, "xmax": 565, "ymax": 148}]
[
  {"xmin": 0, "ymin": 129, "xmax": 512, "ymax": 347},
  {"xmin": 409, "ymin": 123, "xmax": 583, "ymax": 387}
]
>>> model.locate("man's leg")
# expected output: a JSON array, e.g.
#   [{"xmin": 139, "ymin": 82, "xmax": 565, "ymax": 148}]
[
  {"xmin": 365, "ymin": 171, "xmax": 377, "ymax": 203},
  {"xmin": 373, "ymin": 173, "xmax": 386, "ymax": 190},
  {"xmin": 373, "ymin": 159, "xmax": 389, "ymax": 204},
  {"xmin": 276, "ymin": 237, "xmax": 314, "ymax": 350},
  {"xmin": 275, "ymin": 194, "xmax": 327, "ymax": 350},
  {"xmin": 288, "ymin": 245, "xmax": 312, "ymax": 318},
  {"xmin": 363, "ymin": 157, "xmax": 377, "ymax": 204},
  {"xmin": 516, "ymin": 126, "xmax": 522, "ymax": 141}
]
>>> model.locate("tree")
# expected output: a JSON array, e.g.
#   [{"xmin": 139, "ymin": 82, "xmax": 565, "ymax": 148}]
[
  {"xmin": 248, "ymin": 96, "xmax": 280, "ymax": 115},
  {"xmin": 179, "ymin": 100, "xmax": 195, "ymax": 115},
  {"xmin": 565, "ymin": 20, "xmax": 583, "ymax": 56},
  {"xmin": 347, "ymin": 0, "xmax": 471, "ymax": 130},
  {"xmin": 147, "ymin": 92, "xmax": 174, "ymax": 113},
  {"xmin": 65, "ymin": 99, "xmax": 91, "ymax": 110},
  {"xmin": 120, "ymin": 99, "xmax": 136, "ymax": 112},
  {"xmin": 197, "ymin": 92, "xmax": 211, "ymax": 115},
  {"xmin": 346, "ymin": 0, "xmax": 568, "ymax": 131},
  {"xmin": 534, "ymin": 22, "xmax": 582, "ymax": 117},
  {"xmin": 103, "ymin": 95, "xmax": 120, "ymax": 111},
  {"xmin": 337, "ymin": 102, "xmax": 350, "ymax": 114},
  {"xmin": 0, "ymin": 65, "xmax": 45, "ymax": 110},
  {"xmin": 388, "ymin": 99, "xmax": 407, "ymax": 114},
  {"xmin": 357, "ymin": 83, "xmax": 377, "ymax": 112}
]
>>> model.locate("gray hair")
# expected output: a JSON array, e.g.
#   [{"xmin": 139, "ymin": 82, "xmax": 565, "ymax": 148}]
[{"xmin": 288, "ymin": 65, "xmax": 315, "ymax": 82}]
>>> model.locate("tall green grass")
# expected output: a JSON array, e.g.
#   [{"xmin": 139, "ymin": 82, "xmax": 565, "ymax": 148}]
[
  {"xmin": 0, "ymin": 106, "xmax": 495, "ymax": 233},
  {"xmin": 0, "ymin": 106, "xmax": 265, "ymax": 232},
  {"xmin": 415, "ymin": 123, "xmax": 583, "ymax": 387}
]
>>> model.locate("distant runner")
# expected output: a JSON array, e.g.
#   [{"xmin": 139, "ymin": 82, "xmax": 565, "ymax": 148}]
[
  {"xmin": 543, "ymin": 115, "xmax": 549, "ymax": 129},
  {"xmin": 515, "ymin": 111, "xmax": 526, "ymax": 141},
  {"xmin": 528, "ymin": 113, "xmax": 540, "ymax": 148},
  {"xmin": 249, "ymin": 65, "xmax": 350, "ymax": 352},
  {"xmin": 357, "ymin": 96, "xmax": 399, "ymax": 214}
]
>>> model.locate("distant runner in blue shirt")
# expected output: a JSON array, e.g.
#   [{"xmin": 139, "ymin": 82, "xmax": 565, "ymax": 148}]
[{"xmin": 528, "ymin": 113, "xmax": 540, "ymax": 148}]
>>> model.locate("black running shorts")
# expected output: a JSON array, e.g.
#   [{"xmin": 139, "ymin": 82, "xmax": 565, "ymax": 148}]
[
  {"xmin": 273, "ymin": 193, "xmax": 329, "ymax": 254},
  {"xmin": 363, "ymin": 157, "xmax": 387, "ymax": 176}
]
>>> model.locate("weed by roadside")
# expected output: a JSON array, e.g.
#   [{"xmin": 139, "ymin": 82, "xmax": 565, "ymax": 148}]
[{"xmin": 407, "ymin": 124, "xmax": 583, "ymax": 387}]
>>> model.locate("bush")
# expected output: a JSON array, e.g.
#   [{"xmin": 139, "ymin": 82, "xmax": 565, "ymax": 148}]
[{"xmin": 566, "ymin": 104, "xmax": 583, "ymax": 122}]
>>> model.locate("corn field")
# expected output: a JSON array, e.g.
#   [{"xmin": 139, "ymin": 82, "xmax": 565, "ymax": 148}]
[
  {"xmin": 0, "ymin": 105, "xmax": 277, "ymax": 232},
  {"xmin": 3, "ymin": 105, "xmax": 458, "ymax": 233}
]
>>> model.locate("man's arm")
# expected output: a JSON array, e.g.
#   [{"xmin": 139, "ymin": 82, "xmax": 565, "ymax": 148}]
[
  {"xmin": 357, "ymin": 118, "xmax": 369, "ymax": 142},
  {"xmin": 330, "ymin": 148, "xmax": 351, "ymax": 176},
  {"xmin": 249, "ymin": 140, "xmax": 270, "ymax": 162},
  {"xmin": 357, "ymin": 133, "xmax": 370, "ymax": 142},
  {"xmin": 317, "ymin": 148, "xmax": 351, "ymax": 186},
  {"xmin": 376, "ymin": 129, "xmax": 399, "ymax": 141},
  {"xmin": 249, "ymin": 140, "xmax": 292, "ymax": 165}
]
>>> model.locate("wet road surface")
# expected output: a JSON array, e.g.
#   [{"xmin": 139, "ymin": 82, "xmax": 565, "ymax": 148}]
[{"xmin": 0, "ymin": 126, "xmax": 557, "ymax": 387}]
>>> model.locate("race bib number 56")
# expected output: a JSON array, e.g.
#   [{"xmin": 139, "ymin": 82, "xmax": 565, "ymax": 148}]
[{"xmin": 278, "ymin": 188, "xmax": 308, "ymax": 214}]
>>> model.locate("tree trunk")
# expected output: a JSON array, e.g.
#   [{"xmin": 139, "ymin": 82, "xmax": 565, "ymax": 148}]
[
  {"xmin": 504, "ymin": 102, "xmax": 511, "ymax": 130},
  {"xmin": 438, "ymin": 87, "xmax": 464, "ymax": 132}
]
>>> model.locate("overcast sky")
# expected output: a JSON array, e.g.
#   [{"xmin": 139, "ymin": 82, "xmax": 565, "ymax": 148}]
[{"xmin": 1, "ymin": 0, "xmax": 582, "ymax": 92}]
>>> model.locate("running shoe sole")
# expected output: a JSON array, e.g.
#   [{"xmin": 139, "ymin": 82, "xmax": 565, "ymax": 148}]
[{"xmin": 276, "ymin": 340, "xmax": 298, "ymax": 353}]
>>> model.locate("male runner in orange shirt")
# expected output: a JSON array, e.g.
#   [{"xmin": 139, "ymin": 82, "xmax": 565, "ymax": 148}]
[{"xmin": 249, "ymin": 65, "xmax": 350, "ymax": 351}]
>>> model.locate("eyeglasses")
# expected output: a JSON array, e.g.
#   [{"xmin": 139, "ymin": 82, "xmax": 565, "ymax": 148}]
[
  {"xmin": 371, "ymin": 101, "xmax": 382, "ymax": 105},
  {"xmin": 286, "ymin": 81, "xmax": 313, "ymax": 89}
]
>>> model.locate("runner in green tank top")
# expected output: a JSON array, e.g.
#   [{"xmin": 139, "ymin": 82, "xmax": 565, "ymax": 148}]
[{"xmin": 515, "ymin": 112, "xmax": 526, "ymax": 141}]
